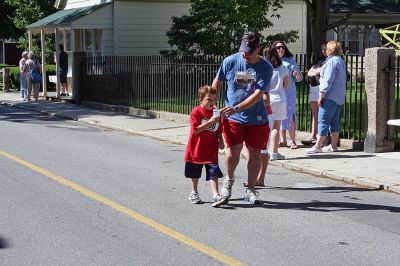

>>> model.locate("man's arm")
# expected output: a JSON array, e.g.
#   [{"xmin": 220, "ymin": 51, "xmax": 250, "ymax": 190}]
[
  {"xmin": 212, "ymin": 77, "xmax": 222, "ymax": 96},
  {"xmin": 220, "ymin": 89, "xmax": 264, "ymax": 117}
]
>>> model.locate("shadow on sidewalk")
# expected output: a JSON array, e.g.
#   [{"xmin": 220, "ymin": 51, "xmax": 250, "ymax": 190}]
[
  {"xmin": 255, "ymin": 186, "xmax": 381, "ymax": 193},
  {"xmin": 225, "ymin": 199, "xmax": 400, "ymax": 212},
  {"xmin": 288, "ymin": 153, "xmax": 375, "ymax": 160}
]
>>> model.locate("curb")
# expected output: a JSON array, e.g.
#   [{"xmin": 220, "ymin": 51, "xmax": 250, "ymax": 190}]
[{"xmin": 2, "ymin": 100, "xmax": 398, "ymax": 195}]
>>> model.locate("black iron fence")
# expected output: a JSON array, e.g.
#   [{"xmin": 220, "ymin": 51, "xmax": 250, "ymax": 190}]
[
  {"xmin": 80, "ymin": 54, "xmax": 367, "ymax": 141},
  {"xmin": 295, "ymin": 54, "xmax": 366, "ymax": 141}
]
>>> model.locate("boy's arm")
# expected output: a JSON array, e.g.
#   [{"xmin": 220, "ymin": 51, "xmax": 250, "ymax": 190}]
[
  {"xmin": 217, "ymin": 133, "xmax": 225, "ymax": 150},
  {"xmin": 194, "ymin": 116, "xmax": 219, "ymax": 135}
]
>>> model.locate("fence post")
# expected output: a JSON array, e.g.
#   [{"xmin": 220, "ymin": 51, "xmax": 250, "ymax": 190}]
[
  {"xmin": 364, "ymin": 47, "xmax": 396, "ymax": 153},
  {"xmin": 3, "ymin": 68, "xmax": 9, "ymax": 92}
]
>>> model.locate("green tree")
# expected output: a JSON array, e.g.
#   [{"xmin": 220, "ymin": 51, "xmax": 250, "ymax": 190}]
[
  {"xmin": 5, "ymin": 0, "xmax": 57, "ymax": 63},
  {"xmin": 162, "ymin": 0, "xmax": 299, "ymax": 57},
  {"xmin": 0, "ymin": 1, "xmax": 23, "ymax": 40}
]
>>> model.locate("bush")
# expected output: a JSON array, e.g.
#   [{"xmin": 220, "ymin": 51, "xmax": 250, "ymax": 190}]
[
  {"xmin": 0, "ymin": 64, "xmax": 15, "ymax": 69},
  {"xmin": 5, "ymin": 64, "xmax": 56, "ymax": 90}
]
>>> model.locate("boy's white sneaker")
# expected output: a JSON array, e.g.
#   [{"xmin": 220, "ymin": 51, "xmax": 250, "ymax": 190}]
[
  {"xmin": 211, "ymin": 194, "xmax": 228, "ymax": 207},
  {"xmin": 188, "ymin": 192, "xmax": 201, "ymax": 204}
]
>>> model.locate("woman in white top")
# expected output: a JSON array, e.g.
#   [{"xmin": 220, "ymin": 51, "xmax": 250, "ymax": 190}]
[
  {"xmin": 26, "ymin": 52, "xmax": 41, "ymax": 101},
  {"xmin": 303, "ymin": 43, "xmax": 328, "ymax": 145},
  {"xmin": 264, "ymin": 46, "xmax": 289, "ymax": 160}
]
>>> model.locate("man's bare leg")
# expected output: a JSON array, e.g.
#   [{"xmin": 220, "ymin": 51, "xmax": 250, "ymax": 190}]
[
  {"xmin": 226, "ymin": 143, "xmax": 243, "ymax": 179},
  {"xmin": 247, "ymin": 147, "xmax": 261, "ymax": 189}
]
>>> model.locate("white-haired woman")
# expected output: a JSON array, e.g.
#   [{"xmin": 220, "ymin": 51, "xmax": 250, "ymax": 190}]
[
  {"xmin": 306, "ymin": 41, "xmax": 347, "ymax": 154},
  {"xmin": 19, "ymin": 51, "xmax": 28, "ymax": 101},
  {"xmin": 26, "ymin": 52, "xmax": 41, "ymax": 101}
]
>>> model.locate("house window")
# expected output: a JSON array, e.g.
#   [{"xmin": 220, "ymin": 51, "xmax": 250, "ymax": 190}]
[{"xmin": 83, "ymin": 29, "xmax": 103, "ymax": 56}]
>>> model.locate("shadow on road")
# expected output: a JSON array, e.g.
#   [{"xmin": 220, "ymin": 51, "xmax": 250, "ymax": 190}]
[
  {"xmin": 226, "ymin": 199, "xmax": 400, "ymax": 212},
  {"xmin": 0, "ymin": 236, "xmax": 11, "ymax": 249}
]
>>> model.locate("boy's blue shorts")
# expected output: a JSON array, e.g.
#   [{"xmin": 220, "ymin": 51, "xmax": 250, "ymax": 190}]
[{"xmin": 185, "ymin": 162, "xmax": 223, "ymax": 181}]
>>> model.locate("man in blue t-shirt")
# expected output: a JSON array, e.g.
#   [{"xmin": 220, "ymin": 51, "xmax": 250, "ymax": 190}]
[{"xmin": 212, "ymin": 32, "xmax": 273, "ymax": 204}]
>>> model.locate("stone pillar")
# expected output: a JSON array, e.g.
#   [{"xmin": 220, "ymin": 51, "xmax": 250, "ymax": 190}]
[{"xmin": 364, "ymin": 48, "xmax": 396, "ymax": 153}]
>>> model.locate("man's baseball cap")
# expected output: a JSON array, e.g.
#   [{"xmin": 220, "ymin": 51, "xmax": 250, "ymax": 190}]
[{"xmin": 239, "ymin": 32, "xmax": 260, "ymax": 54}]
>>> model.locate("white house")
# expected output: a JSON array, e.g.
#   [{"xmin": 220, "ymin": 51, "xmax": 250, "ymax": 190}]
[{"xmin": 25, "ymin": 0, "xmax": 400, "ymax": 99}]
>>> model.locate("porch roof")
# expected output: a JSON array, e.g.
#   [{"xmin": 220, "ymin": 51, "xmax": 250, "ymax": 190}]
[{"xmin": 26, "ymin": 3, "xmax": 111, "ymax": 33}]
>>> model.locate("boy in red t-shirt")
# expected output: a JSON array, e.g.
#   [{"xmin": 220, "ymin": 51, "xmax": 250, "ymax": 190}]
[{"xmin": 184, "ymin": 85, "xmax": 227, "ymax": 207}]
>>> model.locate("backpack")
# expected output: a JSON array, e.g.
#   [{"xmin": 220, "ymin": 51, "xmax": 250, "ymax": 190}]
[{"xmin": 30, "ymin": 60, "xmax": 42, "ymax": 84}]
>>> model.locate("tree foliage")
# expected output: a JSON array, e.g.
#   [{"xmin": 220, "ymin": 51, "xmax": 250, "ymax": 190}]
[
  {"xmin": 162, "ymin": 0, "xmax": 299, "ymax": 57},
  {"xmin": 304, "ymin": 0, "xmax": 398, "ymax": 65},
  {"xmin": 4, "ymin": 0, "xmax": 57, "ymax": 63}
]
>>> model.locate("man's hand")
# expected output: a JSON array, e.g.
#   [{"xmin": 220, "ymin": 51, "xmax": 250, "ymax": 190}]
[{"xmin": 220, "ymin": 106, "xmax": 236, "ymax": 118}]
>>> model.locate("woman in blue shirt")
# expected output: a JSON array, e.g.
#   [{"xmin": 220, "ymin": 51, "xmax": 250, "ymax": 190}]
[
  {"xmin": 272, "ymin": 41, "xmax": 303, "ymax": 149},
  {"xmin": 307, "ymin": 41, "xmax": 347, "ymax": 154}
]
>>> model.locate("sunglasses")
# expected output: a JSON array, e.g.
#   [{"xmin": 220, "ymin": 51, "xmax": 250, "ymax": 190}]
[{"xmin": 276, "ymin": 46, "xmax": 285, "ymax": 50}]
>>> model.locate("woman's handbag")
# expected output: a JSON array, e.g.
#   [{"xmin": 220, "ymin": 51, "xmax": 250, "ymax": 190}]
[{"xmin": 30, "ymin": 60, "xmax": 42, "ymax": 84}]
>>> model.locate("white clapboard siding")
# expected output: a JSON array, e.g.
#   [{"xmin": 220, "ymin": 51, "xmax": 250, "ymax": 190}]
[
  {"xmin": 113, "ymin": 1, "xmax": 190, "ymax": 55},
  {"xmin": 102, "ymin": 29, "xmax": 114, "ymax": 55},
  {"xmin": 71, "ymin": 3, "xmax": 113, "ymax": 29},
  {"xmin": 265, "ymin": 1, "xmax": 307, "ymax": 54},
  {"xmin": 65, "ymin": 0, "xmax": 112, "ymax": 10}
]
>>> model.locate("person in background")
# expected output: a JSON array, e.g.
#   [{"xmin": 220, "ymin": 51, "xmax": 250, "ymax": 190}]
[
  {"xmin": 306, "ymin": 41, "xmax": 347, "ymax": 154},
  {"xmin": 26, "ymin": 52, "xmax": 41, "ymax": 101},
  {"xmin": 58, "ymin": 44, "xmax": 69, "ymax": 96},
  {"xmin": 264, "ymin": 46, "xmax": 289, "ymax": 161},
  {"xmin": 19, "ymin": 51, "xmax": 28, "ymax": 101},
  {"xmin": 302, "ymin": 43, "xmax": 328, "ymax": 146},
  {"xmin": 272, "ymin": 41, "xmax": 303, "ymax": 150},
  {"xmin": 213, "ymin": 32, "xmax": 273, "ymax": 205},
  {"xmin": 184, "ymin": 85, "xmax": 227, "ymax": 207}
]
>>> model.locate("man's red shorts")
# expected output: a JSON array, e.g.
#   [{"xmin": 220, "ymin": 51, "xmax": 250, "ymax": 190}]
[{"xmin": 222, "ymin": 119, "xmax": 270, "ymax": 150}]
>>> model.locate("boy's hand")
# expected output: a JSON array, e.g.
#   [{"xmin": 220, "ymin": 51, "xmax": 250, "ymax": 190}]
[
  {"xmin": 218, "ymin": 140, "xmax": 225, "ymax": 150},
  {"xmin": 209, "ymin": 115, "xmax": 220, "ymax": 124}
]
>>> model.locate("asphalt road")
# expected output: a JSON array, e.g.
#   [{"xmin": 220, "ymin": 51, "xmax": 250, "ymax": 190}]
[{"xmin": 1, "ymin": 105, "xmax": 400, "ymax": 266}]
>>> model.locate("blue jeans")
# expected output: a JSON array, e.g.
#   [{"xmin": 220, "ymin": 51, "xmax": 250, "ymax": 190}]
[
  {"xmin": 20, "ymin": 73, "xmax": 27, "ymax": 99},
  {"xmin": 318, "ymin": 98, "xmax": 342, "ymax": 136}
]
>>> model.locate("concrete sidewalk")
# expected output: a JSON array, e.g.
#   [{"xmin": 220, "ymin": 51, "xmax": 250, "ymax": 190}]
[{"xmin": 1, "ymin": 91, "xmax": 400, "ymax": 194}]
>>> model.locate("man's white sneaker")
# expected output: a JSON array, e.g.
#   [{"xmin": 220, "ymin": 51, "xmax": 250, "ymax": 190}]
[
  {"xmin": 220, "ymin": 179, "xmax": 234, "ymax": 199},
  {"xmin": 244, "ymin": 188, "xmax": 262, "ymax": 205},
  {"xmin": 322, "ymin": 144, "xmax": 339, "ymax": 152},
  {"xmin": 306, "ymin": 145, "xmax": 322, "ymax": 154}
]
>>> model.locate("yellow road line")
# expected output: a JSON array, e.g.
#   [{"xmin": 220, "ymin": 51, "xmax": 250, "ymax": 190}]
[{"xmin": 0, "ymin": 149, "xmax": 244, "ymax": 266}]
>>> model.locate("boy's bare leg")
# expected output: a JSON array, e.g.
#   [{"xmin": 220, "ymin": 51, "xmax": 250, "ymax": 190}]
[
  {"xmin": 191, "ymin": 178, "xmax": 199, "ymax": 192},
  {"xmin": 209, "ymin": 179, "xmax": 218, "ymax": 195}
]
